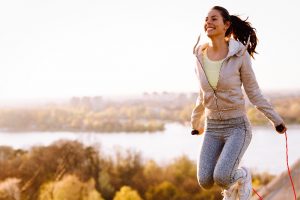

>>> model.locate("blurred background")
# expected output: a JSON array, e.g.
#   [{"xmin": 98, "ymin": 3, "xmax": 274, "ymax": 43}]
[{"xmin": 0, "ymin": 0, "xmax": 299, "ymax": 199}]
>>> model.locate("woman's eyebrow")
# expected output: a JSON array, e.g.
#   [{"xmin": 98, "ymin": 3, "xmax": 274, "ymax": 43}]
[{"xmin": 206, "ymin": 15, "xmax": 218, "ymax": 19}]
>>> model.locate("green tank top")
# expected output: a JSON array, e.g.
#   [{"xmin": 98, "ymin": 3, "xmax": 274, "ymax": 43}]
[{"xmin": 202, "ymin": 48, "xmax": 225, "ymax": 90}]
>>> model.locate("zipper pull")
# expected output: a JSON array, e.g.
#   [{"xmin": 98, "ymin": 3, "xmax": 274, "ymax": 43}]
[{"xmin": 213, "ymin": 91, "xmax": 218, "ymax": 99}]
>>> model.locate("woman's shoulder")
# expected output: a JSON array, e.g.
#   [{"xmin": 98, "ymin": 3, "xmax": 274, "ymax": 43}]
[{"xmin": 194, "ymin": 43, "xmax": 209, "ymax": 57}]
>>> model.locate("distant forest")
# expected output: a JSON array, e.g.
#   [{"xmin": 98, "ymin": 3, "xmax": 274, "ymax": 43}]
[{"xmin": 0, "ymin": 92, "xmax": 299, "ymax": 133}]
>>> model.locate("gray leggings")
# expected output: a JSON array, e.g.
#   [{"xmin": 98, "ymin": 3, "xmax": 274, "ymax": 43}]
[{"xmin": 197, "ymin": 115, "xmax": 252, "ymax": 190}]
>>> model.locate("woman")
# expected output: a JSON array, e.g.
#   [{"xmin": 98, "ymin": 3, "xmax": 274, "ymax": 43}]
[{"xmin": 190, "ymin": 6, "xmax": 287, "ymax": 200}]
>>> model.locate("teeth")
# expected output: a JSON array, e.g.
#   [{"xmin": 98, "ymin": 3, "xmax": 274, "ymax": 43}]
[{"xmin": 207, "ymin": 28, "xmax": 214, "ymax": 31}]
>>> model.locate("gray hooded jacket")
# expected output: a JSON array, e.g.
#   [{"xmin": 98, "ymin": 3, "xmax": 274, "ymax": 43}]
[{"xmin": 191, "ymin": 38, "xmax": 284, "ymax": 131}]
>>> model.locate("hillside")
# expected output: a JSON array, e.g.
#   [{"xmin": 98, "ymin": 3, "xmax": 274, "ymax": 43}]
[{"xmin": 251, "ymin": 159, "xmax": 300, "ymax": 200}]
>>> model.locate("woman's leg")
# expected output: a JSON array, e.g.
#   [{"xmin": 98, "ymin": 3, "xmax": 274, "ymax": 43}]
[
  {"xmin": 197, "ymin": 131, "xmax": 224, "ymax": 189},
  {"xmin": 213, "ymin": 117, "xmax": 252, "ymax": 189}
]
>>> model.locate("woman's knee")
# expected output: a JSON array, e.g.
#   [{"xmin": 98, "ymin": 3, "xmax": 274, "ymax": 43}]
[
  {"xmin": 213, "ymin": 170, "xmax": 231, "ymax": 188},
  {"xmin": 197, "ymin": 172, "xmax": 214, "ymax": 189}
]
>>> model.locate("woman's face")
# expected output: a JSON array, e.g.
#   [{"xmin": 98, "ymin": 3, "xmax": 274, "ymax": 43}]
[{"xmin": 204, "ymin": 9, "xmax": 230, "ymax": 38}]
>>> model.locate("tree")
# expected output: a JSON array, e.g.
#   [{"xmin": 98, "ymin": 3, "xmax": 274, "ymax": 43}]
[
  {"xmin": 0, "ymin": 178, "xmax": 21, "ymax": 200},
  {"xmin": 113, "ymin": 186, "xmax": 142, "ymax": 200},
  {"xmin": 38, "ymin": 175, "xmax": 104, "ymax": 200},
  {"xmin": 145, "ymin": 181, "xmax": 178, "ymax": 200}
]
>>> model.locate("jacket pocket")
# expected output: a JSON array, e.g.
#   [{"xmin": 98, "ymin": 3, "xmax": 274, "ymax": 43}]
[
  {"xmin": 203, "ymin": 91, "xmax": 217, "ymax": 110},
  {"xmin": 215, "ymin": 90, "xmax": 237, "ymax": 110}
]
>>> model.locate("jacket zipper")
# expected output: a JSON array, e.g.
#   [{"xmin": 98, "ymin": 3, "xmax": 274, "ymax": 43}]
[
  {"xmin": 196, "ymin": 54, "xmax": 230, "ymax": 120},
  {"xmin": 214, "ymin": 58, "xmax": 228, "ymax": 120}
]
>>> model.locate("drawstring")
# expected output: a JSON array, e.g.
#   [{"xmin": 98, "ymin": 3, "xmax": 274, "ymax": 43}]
[
  {"xmin": 252, "ymin": 131, "xmax": 297, "ymax": 200},
  {"xmin": 240, "ymin": 35, "xmax": 251, "ymax": 55},
  {"xmin": 193, "ymin": 34, "xmax": 201, "ymax": 55}
]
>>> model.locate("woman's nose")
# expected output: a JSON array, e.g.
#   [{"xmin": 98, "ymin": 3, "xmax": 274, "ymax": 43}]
[
  {"xmin": 205, "ymin": 19, "xmax": 213, "ymax": 25},
  {"xmin": 205, "ymin": 21, "xmax": 212, "ymax": 27}
]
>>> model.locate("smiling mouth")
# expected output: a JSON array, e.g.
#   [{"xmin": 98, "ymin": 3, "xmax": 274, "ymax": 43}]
[{"xmin": 206, "ymin": 27, "xmax": 215, "ymax": 31}]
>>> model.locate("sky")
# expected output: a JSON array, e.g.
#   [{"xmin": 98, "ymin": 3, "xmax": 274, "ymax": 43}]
[{"xmin": 0, "ymin": 0, "xmax": 300, "ymax": 101}]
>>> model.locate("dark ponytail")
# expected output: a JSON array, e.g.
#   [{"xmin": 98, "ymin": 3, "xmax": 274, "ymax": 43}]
[{"xmin": 212, "ymin": 6, "xmax": 258, "ymax": 58}]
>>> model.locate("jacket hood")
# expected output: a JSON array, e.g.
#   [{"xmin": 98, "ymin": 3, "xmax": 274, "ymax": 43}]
[{"xmin": 195, "ymin": 36, "xmax": 250, "ymax": 58}]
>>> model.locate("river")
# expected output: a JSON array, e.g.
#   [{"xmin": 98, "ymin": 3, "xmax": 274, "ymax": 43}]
[{"xmin": 0, "ymin": 123, "xmax": 299, "ymax": 175}]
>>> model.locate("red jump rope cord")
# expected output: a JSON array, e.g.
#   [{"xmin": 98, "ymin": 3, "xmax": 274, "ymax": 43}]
[
  {"xmin": 252, "ymin": 187, "xmax": 263, "ymax": 199},
  {"xmin": 252, "ymin": 131, "xmax": 297, "ymax": 200},
  {"xmin": 284, "ymin": 131, "xmax": 297, "ymax": 200}
]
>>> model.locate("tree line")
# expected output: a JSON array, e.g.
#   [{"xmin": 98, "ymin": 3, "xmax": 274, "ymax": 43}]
[
  {"xmin": 0, "ymin": 94, "xmax": 299, "ymax": 133},
  {"xmin": 0, "ymin": 141, "xmax": 274, "ymax": 200}
]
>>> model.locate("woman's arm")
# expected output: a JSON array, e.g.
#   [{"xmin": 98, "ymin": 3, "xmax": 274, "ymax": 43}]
[
  {"xmin": 190, "ymin": 90, "xmax": 205, "ymax": 134},
  {"xmin": 240, "ymin": 52, "xmax": 285, "ymax": 129}
]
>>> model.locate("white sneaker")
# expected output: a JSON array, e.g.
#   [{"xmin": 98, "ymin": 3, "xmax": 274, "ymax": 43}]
[
  {"xmin": 221, "ymin": 183, "xmax": 238, "ymax": 200},
  {"xmin": 238, "ymin": 167, "xmax": 252, "ymax": 200}
]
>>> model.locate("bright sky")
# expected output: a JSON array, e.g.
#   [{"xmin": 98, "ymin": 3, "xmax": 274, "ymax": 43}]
[{"xmin": 0, "ymin": 0, "xmax": 299, "ymax": 101}]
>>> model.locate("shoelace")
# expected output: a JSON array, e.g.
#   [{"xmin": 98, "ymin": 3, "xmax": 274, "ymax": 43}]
[
  {"xmin": 221, "ymin": 189, "xmax": 235, "ymax": 198},
  {"xmin": 252, "ymin": 131, "xmax": 297, "ymax": 200}
]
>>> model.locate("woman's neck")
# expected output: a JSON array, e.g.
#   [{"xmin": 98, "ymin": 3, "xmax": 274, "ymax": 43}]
[
  {"xmin": 209, "ymin": 37, "xmax": 228, "ymax": 52},
  {"xmin": 206, "ymin": 36, "xmax": 229, "ymax": 60}
]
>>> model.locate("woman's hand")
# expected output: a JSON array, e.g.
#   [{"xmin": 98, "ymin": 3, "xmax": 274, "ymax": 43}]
[
  {"xmin": 275, "ymin": 123, "xmax": 287, "ymax": 134},
  {"xmin": 191, "ymin": 127, "xmax": 204, "ymax": 135}
]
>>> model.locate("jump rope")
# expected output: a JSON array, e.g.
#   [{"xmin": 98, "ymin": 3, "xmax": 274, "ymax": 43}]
[{"xmin": 252, "ymin": 131, "xmax": 297, "ymax": 200}]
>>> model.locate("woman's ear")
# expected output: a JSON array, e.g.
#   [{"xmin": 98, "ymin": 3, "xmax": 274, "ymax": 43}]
[{"xmin": 224, "ymin": 21, "xmax": 231, "ymax": 31}]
